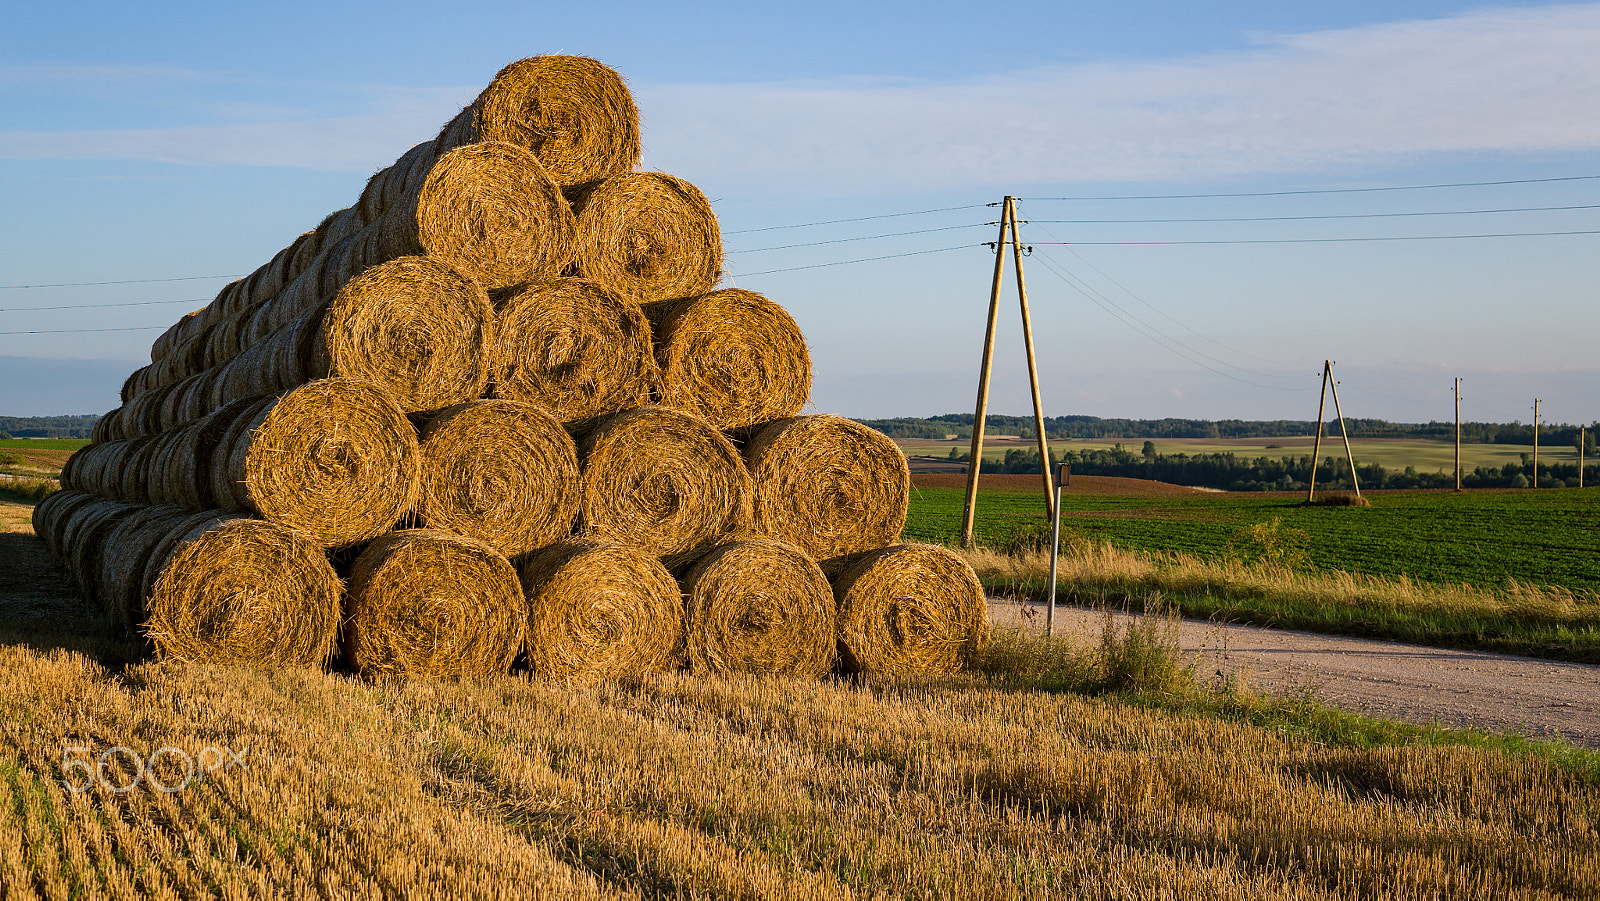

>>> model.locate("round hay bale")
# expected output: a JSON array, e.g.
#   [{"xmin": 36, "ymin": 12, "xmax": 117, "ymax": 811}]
[
  {"xmin": 490, "ymin": 277, "xmax": 656, "ymax": 424},
  {"xmin": 681, "ymin": 539, "xmax": 836, "ymax": 678},
  {"xmin": 570, "ymin": 172, "xmax": 722, "ymax": 305},
  {"xmin": 307, "ymin": 256, "xmax": 494, "ymax": 414},
  {"xmin": 32, "ymin": 489, "xmax": 97, "ymax": 559},
  {"xmin": 518, "ymin": 540, "xmax": 683, "ymax": 684},
  {"xmin": 150, "ymin": 309, "xmax": 204, "ymax": 363},
  {"xmin": 744, "ymin": 415, "xmax": 910, "ymax": 562},
  {"xmin": 577, "ymin": 407, "xmax": 753, "ymax": 567},
  {"xmin": 415, "ymin": 400, "xmax": 580, "ymax": 558},
  {"xmin": 402, "ymin": 141, "xmax": 577, "ymax": 292},
  {"xmin": 142, "ymin": 516, "xmax": 342, "ymax": 666},
  {"xmin": 437, "ymin": 55, "xmax": 640, "ymax": 187},
  {"xmin": 343, "ymin": 530, "xmax": 525, "ymax": 678},
  {"xmin": 832, "ymin": 544, "xmax": 989, "ymax": 676},
  {"xmin": 653, "ymin": 289, "xmax": 811, "ymax": 431},
  {"xmin": 211, "ymin": 379, "xmax": 420, "ymax": 548}
]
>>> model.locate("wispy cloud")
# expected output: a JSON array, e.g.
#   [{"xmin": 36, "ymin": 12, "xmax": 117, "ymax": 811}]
[{"xmin": 3, "ymin": 5, "xmax": 1599, "ymax": 185}]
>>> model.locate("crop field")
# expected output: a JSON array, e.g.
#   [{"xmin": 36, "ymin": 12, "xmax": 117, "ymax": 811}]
[
  {"xmin": 906, "ymin": 481, "xmax": 1600, "ymax": 594},
  {"xmin": 0, "ymin": 439, "xmax": 85, "ymax": 477},
  {"xmin": 897, "ymin": 435, "xmax": 1576, "ymax": 473}
]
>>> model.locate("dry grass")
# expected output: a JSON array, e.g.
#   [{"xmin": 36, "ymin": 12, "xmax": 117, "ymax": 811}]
[
  {"xmin": 3, "ymin": 498, "xmax": 1600, "ymax": 898},
  {"xmin": 956, "ymin": 536, "xmax": 1600, "ymax": 628}
]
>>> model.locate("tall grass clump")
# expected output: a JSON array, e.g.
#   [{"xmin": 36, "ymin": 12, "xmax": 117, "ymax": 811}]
[
  {"xmin": 974, "ymin": 593, "xmax": 1191, "ymax": 696},
  {"xmin": 0, "ymin": 477, "xmax": 58, "ymax": 503}
]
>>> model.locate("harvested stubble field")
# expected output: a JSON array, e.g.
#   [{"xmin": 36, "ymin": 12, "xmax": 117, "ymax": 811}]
[{"xmin": 3, "ymin": 498, "xmax": 1600, "ymax": 899}]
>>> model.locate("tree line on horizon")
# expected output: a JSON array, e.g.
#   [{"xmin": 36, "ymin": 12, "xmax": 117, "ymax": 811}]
[{"xmin": 859, "ymin": 413, "xmax": 1599, "ymax": 450}]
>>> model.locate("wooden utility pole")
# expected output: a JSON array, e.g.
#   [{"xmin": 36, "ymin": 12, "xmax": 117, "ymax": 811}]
[
  {"xmin": 1454, "ymin": 378, "xmax": 1462, "ymax": 491},
  {"xmin": 1328, "ymin": 367, "xmax": 1362, "ymax": 499},
  {"xmin": 1582, "ymin": 427, "xmax": 1587, "ymax": 489},
  {"xmin": 1307, "ymin": 362, "xmax": 1331, "ymax": 502},
  {"xmin": 959, "ymin": 196, "xmax": 1055, "ymax": 548},
  {"xmin": 1533, "ymin": 398, "xmax": 1540, "ymax": 489}
]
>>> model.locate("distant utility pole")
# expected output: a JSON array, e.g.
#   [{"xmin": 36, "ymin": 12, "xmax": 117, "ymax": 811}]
[
  {"xmin": 959, "ymin": 196, "xmax": 1054, "ymax": 549},
  {"xmin": 1582, "ymin": 427, "xmax": 1587, "ymax": 489},
  {"xmin": 1454, "ymin": 377, "xmax": 1462, "ymax": 492},
  {"xmin": 1306, "ymin": 360, "xmax": 1362, "ymax": 502},
  {"xmin": 1533, "ymin": 398, "xmax": 1541, "ymax": 489}
]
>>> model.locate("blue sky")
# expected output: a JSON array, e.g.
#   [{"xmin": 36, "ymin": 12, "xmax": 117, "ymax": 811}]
[{"xmin": 2, "ymin": 1, "xmax": 1598, "ymax": 427}]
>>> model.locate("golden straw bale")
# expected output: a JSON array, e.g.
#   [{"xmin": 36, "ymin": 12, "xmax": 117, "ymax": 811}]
[
  {"xmin": 343, "ymin": 529, "xmax": 526, "ymax": 678},
  {"xmin": 210, "ymin": 379, "xmax": 420, "ymax": 548},
  {"xmin": 652, "ymin": 289, "xmax": 811, "ymax": 431},
  {"xmin": 437, "ymin": 55, "xmax": 641, "ymax": 187},
  {"xmin": 308, "ymin": 256, "xmax": 494, "ymax": 414},
  {"xmin": 518, "ymin": 539, "xmax": 684, "ymax": 684},
  {"xmin": 569, "ymin": 172, "xmax": 722, "ymax": 305},
  {"xmin": 681, "ymin": 539, "xmax": 837, "ymax": 678},
  {"xmin": 142, "ymin": 515, "xmax": 342, "ymax": 666},
  {"xmin": 832, "ymin": 544, "xmax": 990, "ymax": 676},
  {"xmin": 577, "ymin": 406, "xmax": 753, "ymax": 567},
  {"xmin": 402, "ymin": 141, "xmax": 577, "ymax": 291},
  {"xmin": 490, "ymin": 277, "xmax": 656, "ymax": 424},
  {"xmin": 415, "ymin": 400, "xmax": 580, "ymax": 558},
  {"xmin": 744, "ymin": 415, "xmax": 910, "ymax": 562}
]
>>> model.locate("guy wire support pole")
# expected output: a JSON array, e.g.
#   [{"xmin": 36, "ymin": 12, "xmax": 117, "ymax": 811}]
[
  {"xmin": 1046, "ymin": 463, "xmax": 1066, "ymax": 638},
  {"xmin": 1307, "ymin": 360, "xmax": 1331, "ymax": 502},
  {"xmin": 1454, "ymin": 377, "xmax": 1462, "ymax": 492},
  {"xmin": 1008, "ymin": 198, "xmax": 1056, "ymax": 521},
  {"xmin": 1533, "ymin": 398, "xmax": 1540, "ymax": 488},
  {"xmin": 960, "ymin": 198, "xmax": 1012, "ymax": 548},
  {"xmin": 1327, "ymin": 362, "xmax": 1362, "ymax": 499}
]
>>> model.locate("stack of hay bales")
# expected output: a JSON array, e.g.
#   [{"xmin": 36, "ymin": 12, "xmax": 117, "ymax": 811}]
[{"xmin": 38, "ymin": 55, "xmax": 989, "ymax": 682}]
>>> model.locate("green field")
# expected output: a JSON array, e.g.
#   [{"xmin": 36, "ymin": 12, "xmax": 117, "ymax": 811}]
[
  {"xmin": 898, "ymin": 435, "xmax": 1579, "ymax": 473},
  {"xmin": 0, "ymin": 438, "xmax": 90, "ymax": 452},
  {"xmin": 906, "ymin": 485, "xmax": 1600, "ymax": 594}
]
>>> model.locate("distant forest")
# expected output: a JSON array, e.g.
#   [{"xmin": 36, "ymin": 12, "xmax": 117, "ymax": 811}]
[
  {"xmin": 0, "ymin": 415, "xmax": 99, "ymax": 439},
  {"xmin": 857, "ymin": 413, "xmax": 1598, "ymax": 448}
]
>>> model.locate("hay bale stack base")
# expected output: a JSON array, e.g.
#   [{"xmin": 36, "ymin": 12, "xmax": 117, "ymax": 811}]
[
  {"xmin": 344, "ymin": 530, "xmax": 526, "ymax": 678},
  {"xmin": 143, "ymin": 516, "xmax": 343, "ymax": 666},
  {"xmin": 833, "ymin": 544, "xmax": 990, "ymax": 676},
  {"xmin": 518, "ymin": 540, "xmax": 684, "ymax": 684},
  {"xmin": 682, "ymin": 539, "xmax": 836, "ymax": 678}
]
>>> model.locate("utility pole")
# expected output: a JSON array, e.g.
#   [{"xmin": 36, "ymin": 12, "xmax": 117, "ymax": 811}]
[
  {"xmin": 1533, "ymin": 398, "xmax": 1540, "ymax": 489},
  {"xmin": 1307, "ymin": 361, "xmax": 1331, "ymax": 502},
  {"xmin": 1328, "ymin": 366, "xmax": 1362, "ymax": 499},
  {"xmin": 959, "ymin": 196, "xmax": 1054, "ymax": 548},
  {"xmin": 1582, "ymin": 427, "xmax": 1587, "ymax": 489},
  {"xmin": 1454, "ymin": 377, "xmax": 1462, "ymax": 492}
]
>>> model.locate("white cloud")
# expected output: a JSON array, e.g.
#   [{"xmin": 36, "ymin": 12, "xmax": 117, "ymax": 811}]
[{"xmin": 2, "ymin": 5, "xmax": 1599, "ymax": 185}]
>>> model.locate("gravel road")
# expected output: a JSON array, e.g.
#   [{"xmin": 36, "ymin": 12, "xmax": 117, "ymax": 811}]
[{"xmin": 992, "ymin": 599, "xmax": 1600, "ymax": 749}]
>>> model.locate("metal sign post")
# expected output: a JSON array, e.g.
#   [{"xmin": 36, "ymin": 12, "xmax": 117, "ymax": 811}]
[{"xmin": 1046, "ymin": 463, "xmax": 1066, "ymax": 638}]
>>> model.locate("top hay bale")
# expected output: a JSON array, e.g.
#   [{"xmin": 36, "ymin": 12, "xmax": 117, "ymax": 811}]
[{"xmin": 437, "ymin": 55, "xmax": 642, "ymax": 188}]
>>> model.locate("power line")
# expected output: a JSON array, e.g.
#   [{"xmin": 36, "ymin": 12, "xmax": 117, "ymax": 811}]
[
  {"xmin": 1024, "ymin": 204, "xmax": 1600, "ymax": 224},
  {"xmin": 729, "ymin": 223, "xmax": 987, "ymax": 254},
  {"xmin": 0, "ymin": 326, "xmax": 164, "ymax": 335},
  {"xmin": 721, "ymin": 204, "xmax": 988, "ymax": 235},
  {"xmin": 1030, "ymin": 230, "xmax": 1600, "ymax": 245},
  {"xmin": 1024, "ymin": 174, "xmax": 1600, "ymax": 202},
  {"xmin": 0, "ymin": 274, "xmax": 238, "ymax": 290},
  {"xmin": 1029, "ymin": 222, "xmax": 1300, "ymax": 372},
  {"xmin": 731, "ymin": 245, "xmax": 976, "ymax": 277},
  {"xmin": 0, "ymin": 297, "xmax": 210, "ymax": 314}
]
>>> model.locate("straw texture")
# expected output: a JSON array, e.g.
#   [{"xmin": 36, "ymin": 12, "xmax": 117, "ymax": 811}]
[
  {"xmin": 343, "ymin": 529, "xmax": 526, "ymax": 678},
  {"xmin": 570, "ymin": 172, "xmax": 722, "ymax": 305},
  {"xmin": 832, "ymin": 544, "xmax": 990, "ymax": 676},
  {"xmin": 681, "ymin": 539, "xmax": 836, "ymax": 678},
  {"xmin": 210, "ymin": 379, "xmax": 420, "ymax": 547},
  {"xmin": 489, "ymin": 277, "xmax": 657, "ymax": 425},
  {"xmin": 518, "ymin": 539, "xmax": 684, "ymax": 684},
  {"xmin": 415, "ymin": 400, "xmax": 581, "ymax": 557},
  {"xmin": 577, "ymin": 406, "xmax": 753, "ymax": 567},
  {"xmin": 652, "ymin": 289, "xmax": 811, "ymax": 431},
  {"xmin": 744, "ymin": 415, "xmax": 911, "ymax": 562},
  {"xmin": 142, "ymin": 515, "xmax": 343, "ymax": 666}
]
